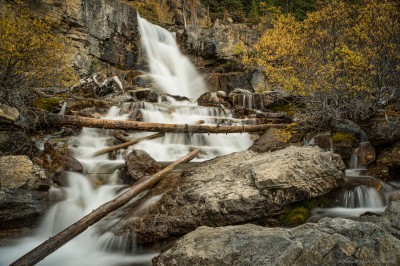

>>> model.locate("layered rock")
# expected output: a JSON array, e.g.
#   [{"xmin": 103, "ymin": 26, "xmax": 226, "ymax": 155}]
[
  {"xmin": 154, "ymin": 205, "xmax": 400, "ymax": 266},
  {"xmin": 113, "ymin": 146, "xmax": 345, "ymax": 243}
]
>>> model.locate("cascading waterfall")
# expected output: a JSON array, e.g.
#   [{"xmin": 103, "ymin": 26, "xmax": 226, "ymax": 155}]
[
  {"xmin": 0, "ymin": 15, "xmax": 253, "ymax": 265},
  {"xmin": 137, "ymin": 14, "xmax": 206, "ymax": 98},
  {"xmin": 132, "ymin": 15, "xmax": 253, "ymax": 161}
]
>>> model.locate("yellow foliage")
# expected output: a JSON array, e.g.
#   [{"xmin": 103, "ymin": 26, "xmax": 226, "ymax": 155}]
[
  {"xmin": 246, "ymin": 0, "xmax": 399, "ymax": 100},
  {"xmin": 0, "ymin": 2, "xmax": 77, "ymax": 107}
]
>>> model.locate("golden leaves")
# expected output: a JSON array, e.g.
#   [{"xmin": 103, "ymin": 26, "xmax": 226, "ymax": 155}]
[
  {"xmin": 0, "ymin": 3, "xmax": 78, "ymax": 89},
  {"xmin": 244, "ymin": 0, "xmax": 399, "ymax": 99}
]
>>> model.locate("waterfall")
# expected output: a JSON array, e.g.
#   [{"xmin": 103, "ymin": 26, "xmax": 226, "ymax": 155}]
[
  {"xmin": 133, "ymin": 15, "xmax": 253, "ymax": 161},
  {"xmin": 137, "ymin": 14, "xmax": 206, "ymax": 98}
]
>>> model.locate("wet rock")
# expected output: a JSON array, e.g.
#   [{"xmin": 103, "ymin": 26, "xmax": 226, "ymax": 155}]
[
  {"xmin": 0, "ymin": 131, "xmax": 36, "ymax": 156},
  {"xmin": 129, "ymin": 88, "xmax": 159, "ymax": 103},
  {"xmin": 249, "ymin": 128, "xmax": 290, "ymax": 153},
  {"xmin": 118, "ymin": 149, "xmax": 160, "ymax": 185},
  {"xmin": 0, "ymin": 156, "xmax": 50, "ymax": 190},
  {"xmin": 0, "ymin": 189, "xmax": 49, "ymax": 229},
  {"xmin": 154, "ymin": 217, "xmax": 400, "ymax": 266},
  {"xmin": 365, "ymin": 116, "xmax": 400, "ymax": 145},
  {"xmin": 377, "ymin": 142, "xmax": 400, "ymax": 168},
  {"xmin": 114, "ymin": 146, "xmax": 345, "ymax": 243},
  {"xmin": 197, "ymin": 91, "xmax": 230, "ymax": 108},
  {"xmin": 357, "ymin": 142, "xmax": 376, "ymax": 166},
  {"xmin": 33, "ymin": 142, "xmax": 83, "ymax": 174},
  {"xmin": 365, "ymin": 164, "xmax": 391, "ymax": 181}
]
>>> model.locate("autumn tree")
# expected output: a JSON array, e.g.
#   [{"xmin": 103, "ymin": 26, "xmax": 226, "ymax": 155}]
[
  {"xmin": 245, "ymin": 0, "xmax": 400, "ymax": 129},
  {"xmin": 0, "ymin": 1, "xmax": 77, "ymax": 120}
]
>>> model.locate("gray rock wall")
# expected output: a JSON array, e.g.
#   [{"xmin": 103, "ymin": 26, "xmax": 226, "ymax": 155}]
[{"xmin": 25, "ymin": 0, "xmax": 139, "ymax": 75}]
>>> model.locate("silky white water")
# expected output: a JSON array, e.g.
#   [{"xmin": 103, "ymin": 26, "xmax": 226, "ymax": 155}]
[
  {"xmin": 137, "ymin": 14, "xmax": 206, "ymax": 98},
  {"xmin": 0, "ymin": 15, "xmax": 254, "ymax": 265},
  {"xmin": 0, "ymin": 113, "xmax": 158, "ymax": 265},
  {"xmin": 131, "ymin": 15, "xmax": 253, "ymax": 162},
  {"xmin": 310, "ymin": 143, "xmax": 400, "ymax": 220}
]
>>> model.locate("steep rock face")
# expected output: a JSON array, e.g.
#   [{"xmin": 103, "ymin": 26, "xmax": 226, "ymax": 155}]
[
  {"xmin": 113, "ymin": 146, "xmax": 345, "ymax": 243},
  {"xmin": 154, "ymin": 213, "xmax": 400, "ymax": 266},
  {"xmin": 180, "ymin": 20, "xmax": 262, "ymax": 93},
  {"xmin": 25, "ymin": 0, "xmax": 139, "ymax": 75}
]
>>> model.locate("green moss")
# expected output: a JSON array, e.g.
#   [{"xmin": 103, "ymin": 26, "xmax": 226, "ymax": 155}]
[
  {"xmin": 34, "ymin": 97, "xmax": 62, "ymax": 111},
  {"xmin": 332, "ymin": 132, "xmax": 357, "ymax": 143},
  {"xmin": 282, "ymin": 207, "xmax": 310, "ymax": 226}
]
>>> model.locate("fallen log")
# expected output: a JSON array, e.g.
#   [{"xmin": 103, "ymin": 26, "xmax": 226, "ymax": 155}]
[
  {"xmin": 39, "ymin": 113, "xmax": 288, "ymax": 133},
  {"xmin": 11, "ymin": 149, "xmax": 200, "ymax": 266},
  {"xmin": 91, "ymin": 132, "xmax": 165, "ymax": 157}
]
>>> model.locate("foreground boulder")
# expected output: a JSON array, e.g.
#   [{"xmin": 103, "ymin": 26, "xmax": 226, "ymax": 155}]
[
  {"xmin": 114, "ymin": 146, "xmax": 345, "ymax": 243},
  {"xmin": 154, "ymin": 210, "xmax": 400, "ymax": 266}
]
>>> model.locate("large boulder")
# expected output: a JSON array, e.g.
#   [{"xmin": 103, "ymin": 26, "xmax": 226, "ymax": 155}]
[
  {"xmin": 154, "ymin": 215, "xmax": 400, "ymax": 266},
  {"xmin": 0, "ymin": 156, "xmax": 50, "ymax": 190},
  {"xmin": 113, "ymin": 146, "xmax": 345, "ymax": 243}
]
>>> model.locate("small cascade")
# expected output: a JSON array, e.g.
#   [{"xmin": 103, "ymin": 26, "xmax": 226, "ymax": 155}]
[
  {"xmin": 0, "ymin": 111, "xmax": 158, "ymax": 265},
  {"xmin": 310, "ymin": 141, "xmax": 399, "ymax": 220}
]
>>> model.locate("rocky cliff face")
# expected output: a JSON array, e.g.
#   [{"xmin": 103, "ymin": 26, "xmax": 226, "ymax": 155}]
[{"xmin": 25, "ymin": 0, "xmax": 140, "ymax": 76}]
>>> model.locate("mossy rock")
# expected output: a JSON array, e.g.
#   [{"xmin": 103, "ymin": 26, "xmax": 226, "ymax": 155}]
[
  {"xmin": 34, "ymin": 97, "xmax": 62, "ymax": 112},
  {"xmin": 332, "ymin": 132, "xmax": 357, "ymax": 144}
]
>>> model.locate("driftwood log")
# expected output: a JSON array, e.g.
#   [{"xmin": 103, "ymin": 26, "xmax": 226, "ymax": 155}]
[
  {"xmin": 11, "ymin": 149, "xmax": 200, "ymax": 266},
  {"xmin": 91, "ymin": 132, "xmax": 165, "ymax": 157},
  {"xmin": 39, "ymin": 113, "xmax": 288, "ymax": 133}
]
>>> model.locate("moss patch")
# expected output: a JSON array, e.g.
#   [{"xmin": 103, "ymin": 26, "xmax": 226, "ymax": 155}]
[
  {"xmin": 332, "ymin": 132, "xmax": 357, "ymax": 144},
  {"xmin": 34, "ymin": 97, "xmax": 62, "ymax": 111}
]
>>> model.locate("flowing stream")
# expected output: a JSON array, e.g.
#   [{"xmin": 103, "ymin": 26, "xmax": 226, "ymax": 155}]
[
  {"xmin": 310, "ymin": 142, "xmax": 400, "ymax": 220},
  {"xmin": 0, "ymin": 15, "xmax": 252, "ymax": 265}
]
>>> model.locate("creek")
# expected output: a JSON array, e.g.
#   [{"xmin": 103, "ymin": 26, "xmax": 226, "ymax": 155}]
[{"xmin": 0, "ymin": 14, "xmax": 397, "ymax": 266}]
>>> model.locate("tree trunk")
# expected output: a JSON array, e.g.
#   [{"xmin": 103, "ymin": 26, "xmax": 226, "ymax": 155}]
[
  {"xmin": 38, "ymin": 113, "xmax": 288, "ymax": 133},
  {"xmin": 11, "ymin": 149, "xmax": 200, "ymax": 266},
  {"xmin": 91, "ymin": 132, "xmax": 165, "ymax": 157}
]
